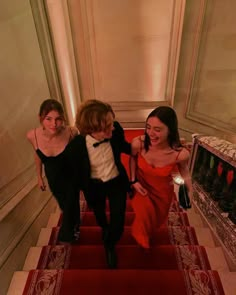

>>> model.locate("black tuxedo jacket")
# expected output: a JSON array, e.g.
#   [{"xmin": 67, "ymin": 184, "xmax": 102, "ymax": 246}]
[{"xmin": 65, "ymin": 121, "xmax": 131, "ymax": 195}]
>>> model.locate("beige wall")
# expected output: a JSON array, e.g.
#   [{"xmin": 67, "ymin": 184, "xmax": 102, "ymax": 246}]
[
  {"xmin": 46, "ymin": 0, "xmax": 236, "ymax": 139},
  {"xmin": 64, "ymin": 0, "xmax": 236, "ymax": 139},
  {"xmin": 50, "ymin": 0, "xmax": 186, "ymax": 126},
  {"xmin": 0, "ymin": 1, "xmax": 56, "ymax": 292},
  {"xmin": 70, "ymin": 0, "xmax": 176, "ymax": 102},
  {"xmin": 0, "ymin": 0, "xmax": 50, "ymax": 207},
  {"xmin": 175, "ymin": 0, "xmax": 236, "ymax": 140}
]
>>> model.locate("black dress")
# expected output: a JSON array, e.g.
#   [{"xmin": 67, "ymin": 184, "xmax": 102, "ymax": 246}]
[
  {"xmin": 36, "ymin": 149, "xmax": 70, "ymax": 210},
  {"xmin": 34, "ymin": 129, "xmax": 80, "ymax": 242}
]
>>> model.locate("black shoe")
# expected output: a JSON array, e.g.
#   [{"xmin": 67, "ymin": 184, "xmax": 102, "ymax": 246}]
[
  {"xmin": 102, "ymin": 228, "xmax": 109, "ymax": 242},
  {"xmin": 74, "ymin": 230, "xmax": 80, "ymax": 241},
  {"xmin": 104, "ymin": 246, "xmax": 117, "ymax": 269},
  {"xmin": 74, "ymin": 225, "xmax": 80, "ymax": 241}
]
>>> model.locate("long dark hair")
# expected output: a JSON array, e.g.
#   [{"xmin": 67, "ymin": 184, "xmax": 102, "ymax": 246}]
[
  {"xmin": 39, "ymin": 99, "xmax": 65, "ymax": 122},
  {"xmin": 144, "ymin": 106, "xmax": 182, "ymax": 151}
]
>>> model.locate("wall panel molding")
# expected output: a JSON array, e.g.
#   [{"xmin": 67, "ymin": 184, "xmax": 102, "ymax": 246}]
[
  {"xmin": 0, "ymin": 165, "xmax": 35, "ymax": 210},
  {"xmin": 166, "ymin": 0, "xmax": 186, "ymax": 105},
  {"xmin": 68, "ymin": 0, "xmax": 96, "ymax": 101},
  {"xmin": 45, "ymin": 0, "xmax": 81, "ymax": 123},
  {"xmin": 0, "ymin": 173, "xmax": 37, "ymax": 221},
  {"xmin": 110, "ymin": 101, "xmax": 169, "ymax": 124},
  {"xmin": 185, "ymin": 0, "xmax": 236, "ymax": 134},
  {"xmin": 0, "ymin": 187, "xmax": 54, "ymax": 268},
  {"xmin": 68, "ymin": 0, "xmax": 186, "ymax": 122},
  {"xmin": 30, "ymin": 0, "xmax": 63, "ymax": 102}
]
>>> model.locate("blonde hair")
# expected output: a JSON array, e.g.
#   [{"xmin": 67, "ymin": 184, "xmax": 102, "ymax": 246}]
[{"xmin": 76, "ymin": 99, "xmax": 115, "ymax": 135}]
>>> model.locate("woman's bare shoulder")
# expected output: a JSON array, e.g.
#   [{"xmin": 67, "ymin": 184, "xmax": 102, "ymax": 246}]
[
  {"xmin": 177, "ymin": 147, "xmax": 190, "ymax": 162},
  {"xmin": 26, "ymin": 127, "xmax": 38, "ymax": 141},
  {"xmin": 26, "ymin": 129, "xmax": 33, "ymax": 140},
  {"xmin": 26, "ymin": 128, "xmax": 40, "ymax": 147},
  {"xmin": 68, "ymin": 126, "xmax": 79, "ymax": 137}
]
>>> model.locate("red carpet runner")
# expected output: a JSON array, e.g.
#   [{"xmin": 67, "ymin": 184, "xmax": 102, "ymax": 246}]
[{"xmin": 22, "ymin": 130, "xmax": 225, "ymax": 294}]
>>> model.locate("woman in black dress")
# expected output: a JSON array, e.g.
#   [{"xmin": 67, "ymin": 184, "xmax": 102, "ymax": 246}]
[{"xmin": 27, "ymin": 99, "xmax": 80, "ymax": 243}]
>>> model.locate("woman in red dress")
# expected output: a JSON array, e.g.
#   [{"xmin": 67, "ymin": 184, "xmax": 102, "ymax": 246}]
[{"xmin": 129, "ymin": 106, "xmax": 193, "ymax": 248}]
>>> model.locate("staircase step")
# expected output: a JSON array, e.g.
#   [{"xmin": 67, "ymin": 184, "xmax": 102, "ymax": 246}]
[
  {"xmin": 81, "ymin": 211, "xmax": 193, "ymax": 227},
  {"xmin": 37, "ymin": 227, "xmax": 52, "ymax": 246},
  {"xmin": 8, "ymin": 269, "xmax": 226, "ymax": 295},
  {"xmin": 37, "ymin": 225, "xmax": 202, "ymax": 246},
  {"xmin": 49, "ymin": 211, "xmax": 193, "ymax": 228},
  {"xmin": 38, "ymin": 224, "xmax": 216, "ymax": 248},
  {"xmin": 186, "ymin": 208, "xmax": 204, "ymax": 227},
  {"xmin": 194, "ymin": 227, "xmax": 215, "ymax": 247},
  {"xmin": 218, "ymin": 271, "xmax": 236, "ymax": 295},
  {"xmin": 23, "ymin": 247, "xmax": 42, "ymax": 271},
  {"xmin": 24, "ymin": 245, "xmax": 212, "ymax": 270},
  {"xmin": 77, "ymin": 225, "xmax": 199, "ymax": 246},
  {"xmin": 46, "ymin": 212, "xmax": 61, "ymax": 228},
  {"xmin": 24, "ymin": 245, "xmax": 229, "ymax": 273},
  {"xmin": 48, "ymin": 200, "xmax": 187, "ymax": 228},
  {"xmin": 108, "ymin": 199, "xmax": 183, "ymax": 213},
  {"xmin": 206, "ymin": 247, "xmax": 229, "ymax": 272},
  {"xmin": 7, "ymin": 271, "xmax": 29, "ymax": 295}
]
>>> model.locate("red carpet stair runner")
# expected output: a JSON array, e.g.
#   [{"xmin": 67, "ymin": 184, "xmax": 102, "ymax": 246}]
[
  {"xmin": 8, "ymin": 130, "xmax": 235, "ymax": 294},
  {"xmin": 14, "ymin": 200, "xmax": 226, "ymax": 294}
]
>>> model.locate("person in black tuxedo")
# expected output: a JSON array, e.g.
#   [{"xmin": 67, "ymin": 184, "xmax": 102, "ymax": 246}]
[{"xmin": 66, "ymin": 99, "xmax": 131, "ymax": 268}]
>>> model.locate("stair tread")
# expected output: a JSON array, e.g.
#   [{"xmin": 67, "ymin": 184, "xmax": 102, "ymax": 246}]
[
  {"xmin": 24, "ymin": 244, "xmax": 225, "ymax": 271},
  {"xmin": 9, "ymin": 269, "xmax": 229, "ymax": 295},
  {"xmin": 206, "ymin": 247, "xmax": 229, "ymax": 271},
  {"xmin": 194, "ymin": 227, "xmax": 215, "ymax": 247},
  {"xmin": 82, "ymin": 211, "xmax": 193, "ymax": 227},
  {"xmin": 48, "ymin": 201, "xmax": 204, "ymax": 228},
  {"xmin": 36, "ymin": 227, "xmax": 52, "ymax": 246},
  {"xmin": 39, "ymin": 225, "xmax": 202, "ymax": 246},
  {"xmin": 218, "ymin": 271, "xmax": 236, "ymax": 295},
  {"xmin": 37, "ymin": 224, "xmax": 215, "ymax": 247},
  {"xmin": 8, "ymin": 269, "xmax": 236, "ymax": 295},
  {"xmin": 7, "ymin": 271, "xmax": 29, "ymax": 295}
]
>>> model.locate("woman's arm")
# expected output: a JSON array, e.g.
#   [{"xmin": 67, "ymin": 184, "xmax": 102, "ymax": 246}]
[
  {"xmin": 26, "ymin": 129, "xmax": 46, "ymax": 191},
  {"xmin": 177, "ymin": 148, "xmax": 193, "ymax": 200},
  {"xmin": 129, "ymin": 137, "xmax": 140, "ymax": 181},
  {"xmin": 34, "ymin": 152, "xmax": 46, "ymax": 191},
  {"xmin": 129, "ymin": 137, "xmax": 147, "ymax": 196}
]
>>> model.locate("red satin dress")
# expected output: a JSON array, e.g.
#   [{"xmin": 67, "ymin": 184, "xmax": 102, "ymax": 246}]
[{"xmin": 131, "ymin": 153, "xmax": 179, "ymax": 248}]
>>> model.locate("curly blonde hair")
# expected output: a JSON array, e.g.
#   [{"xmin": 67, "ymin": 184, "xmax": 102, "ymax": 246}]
[{"xmin": 76, "ymin": 99, "xmax": 115, "ymax": 135}]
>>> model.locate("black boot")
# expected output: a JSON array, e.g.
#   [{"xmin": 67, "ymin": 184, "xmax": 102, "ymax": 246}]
[{"xmin": 104, "ymin": 245, "xmax": 117, "ymax": 269}]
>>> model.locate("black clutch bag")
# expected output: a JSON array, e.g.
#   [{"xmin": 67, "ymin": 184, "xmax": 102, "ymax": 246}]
[{"xmin": 178, "ymin": 184, "xmax": 191, "ymax": 209}]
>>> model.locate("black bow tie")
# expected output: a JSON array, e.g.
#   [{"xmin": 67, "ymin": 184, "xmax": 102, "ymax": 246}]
[{"xmin": 93, "ymin": 138, "xmax": 109, "ymax": 148}]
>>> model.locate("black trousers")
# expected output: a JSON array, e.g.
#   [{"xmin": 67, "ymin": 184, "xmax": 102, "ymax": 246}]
[
  {"xmin": 88, "ymin": 175, "xmax": 127, "ymax": 248},
  {"xmin": 54, "ymin": 184, "xmax": 81, "ymax": 242}
]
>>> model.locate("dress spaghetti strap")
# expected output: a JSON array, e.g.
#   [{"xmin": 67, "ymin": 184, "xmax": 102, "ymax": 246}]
[
  {"xmin": 34, "ymin": 129, "xmax": 39, "ymax": 149},
  {"xmin": 175, "ymin": 149, "xmax": 182, "ymax": 161}
]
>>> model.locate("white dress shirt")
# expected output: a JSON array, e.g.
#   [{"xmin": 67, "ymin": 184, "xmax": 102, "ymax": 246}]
[{"xmin": 86, "ymin": 135, "xmax": 119, "ymax": 182}]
